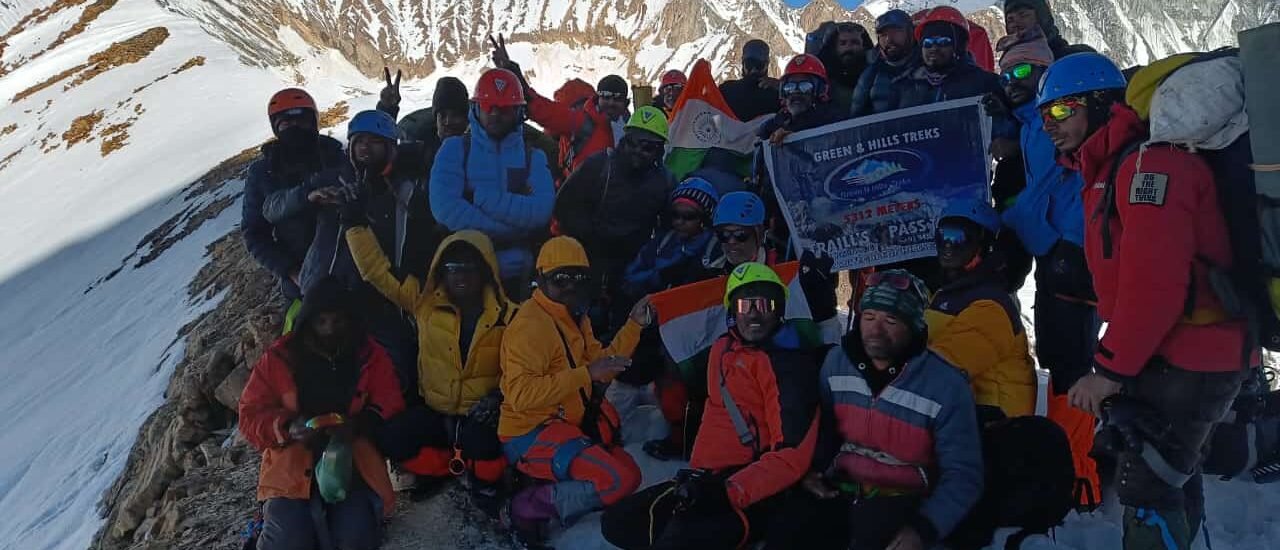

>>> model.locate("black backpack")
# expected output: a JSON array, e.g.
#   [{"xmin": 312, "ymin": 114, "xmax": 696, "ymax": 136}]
[{"xmin": 951, "ymin": 416, "xmax": 1077, "ymax": 550}]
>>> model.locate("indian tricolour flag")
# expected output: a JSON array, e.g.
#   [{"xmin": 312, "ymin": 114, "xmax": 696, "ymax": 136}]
[
  {"xmin": 650, "ymin": 262, "xmax": 812, "ymax": 364},
  {"xmin": 665, "ymin": 58, "xmax": 771, "ymax": 181}
]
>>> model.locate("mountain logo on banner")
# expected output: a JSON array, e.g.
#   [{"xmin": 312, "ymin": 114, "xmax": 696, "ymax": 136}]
[{"xmin": 825, "ymin": 149, "xmax": 927, "ymax": 202}]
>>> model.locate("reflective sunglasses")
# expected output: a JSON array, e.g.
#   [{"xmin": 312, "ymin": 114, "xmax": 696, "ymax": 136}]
[
  {"xmin": 717, "ymin": 229, "xmax": 755, "ymax": 244},
  {"xmin": 1000, "ymin": 63, "xmax": 1035, "ymax": 86},
  {"xmin": 935, "ymin": 225, "xmax": 971, "ymax": 248},
  {"xmin": 442, "ymin": 262, "xmax": 479, "ymax": 275},
  {"xmin": 547, "ymin": 271, "xmax": 592, "ymax": 287},
  {"xmin": 921, "ymin": 36, "xmax": 954, "ymax": 49},
  {"xmin": 1041, "ymin": 97, "xmax": 1087, "ymax": 124},
  {"xmin": 597, "ymin": 90, "xmax": 628, "ymax": 101},
  {"xmin": 780, "ymin": 79, "xmax": 818, "ymax": 97},
  {"xmin": 735, "ymin": 297, "xmax": 778, "ymax": 315}
]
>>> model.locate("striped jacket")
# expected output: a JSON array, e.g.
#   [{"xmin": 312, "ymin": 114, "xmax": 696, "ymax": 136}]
[{"xmin": 817, "ymin": 340, "xmax": 983, "ymax": 539}]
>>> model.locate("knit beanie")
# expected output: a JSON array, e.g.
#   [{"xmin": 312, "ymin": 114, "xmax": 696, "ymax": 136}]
[
  {"xmin": 670, "ymin": 181, "xmax": 719, "ymax": 214},
  {"xmin": 997, "ymin": 28, "xmax": 1055, "ymax": 71},
  {"xmin": 433, "ymin": 77, "xmax": 469, "ymax": 114},
  {"xmin": 859, "ymin": 269, "xmax": 929, "ymax": 334}
]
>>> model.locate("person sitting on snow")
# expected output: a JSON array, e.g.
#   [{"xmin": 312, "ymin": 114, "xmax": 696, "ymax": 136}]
[
  {"xmin": 239, "ymin": 278, "xmax": 405, "ymax": 550},
  {"xmin": 498, "ymin": 236, "xmax": 654, "ymax": 545},
  {"xmin": 345, "ymin": 225, "xmax": 514, "ymax": 513},
  {"xmin": 429, "ymin": 68, "xmax": 555, "ymax": 301},
  {"xmin": 601, "ymin": 262, "xmax": 825, "ymax": 549},
  {"xmin": 784, "ymin": 269, "xmax": 982, "ymax": 550},
  {"xmin": 926, "ymin": 199, "xmax": 1036, "ymax": 419}
]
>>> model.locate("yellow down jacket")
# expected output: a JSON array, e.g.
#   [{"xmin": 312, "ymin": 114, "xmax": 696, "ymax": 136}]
[
  {"xmin": 925, "ymin": 261, "xmax": 1036, "ymax": 417},
  {"xmin": 347, "ymin": 227, "xmax": 515, "ymax": 416}
]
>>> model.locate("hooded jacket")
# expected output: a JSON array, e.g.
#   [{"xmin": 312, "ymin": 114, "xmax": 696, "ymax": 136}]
[
  {"xmin": 690, "ymin": 325, "xmax": 824, "ymax": 509},
  {"xmin": 241, "ymin": 136, "xmax": 346, "ymax": 298},
  {"xmin": 238, "ymin": 286, "xmax": 405, "ymax": 514},
  {"xmin": 807, "ymin": 22, "xmax": 875, "ymax": 114},
  {"xmin": 554, "ymin": 149, "xmax": 676, "ymax": 281},
  {"xmin": 526, "ymin": 84, "xmax": 625, "ymax": 176},
  {"xmin": 890, "ymin": 62, "xmax": 1016, "ymax": 138},
  {"xmin": 430, "ymin": 110, "xmax": 556, "ymax": 281},
  {"xmin": 1073, "ymin": 105, "xmax": 1250, "ymax": 378},
  {"xmin": 621, "ymin": 228, "xmax": 723, "ymax": 298},
  {"xmin": 347, "ymin": 228, "xmax": 516, "ymax": 416},
  {"xmin": 816, "ymin": 333, "xmax": 982, "ymax": 541},
  {"xmin": 397, "ymin": 107, "xmax": 564, "ymax": 184},
  {"xmin": 1001, "ymin": 102, "xmax": 1086, "ymax": 257},
  {"xmin": 498, "ymin": 290, "xmax": 643, "ymax": 438},
  {"xmin": 850, "ymin": 50, "xmax": 921, "ymax": 118},
  {"xmin": 925, "ymin": 254, "xmax": 1036, "ymax": 417}
]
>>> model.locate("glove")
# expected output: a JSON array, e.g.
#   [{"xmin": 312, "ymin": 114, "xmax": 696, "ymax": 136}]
[
  {"xmin": 673, "ymin": 469, "xmax": 732, "ymax": 513},
  {"xmin": 466, "ymin": 391, "xmax": 503, "ymax": 430},
  {"xmin": 338, "ymin": 188, "xmax": 368, "ymax": 226},
  {"xmin": 981, "ymin": 92, "xmax": 1010, "ymax": 120},
  {"xmin": 799, "ymin": 250, "xmax": 837, "ymax": 321}
]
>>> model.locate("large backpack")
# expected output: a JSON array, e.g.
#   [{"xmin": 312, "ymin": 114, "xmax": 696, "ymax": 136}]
[
  {"xmin": 950, "ymin": 416, "xmax": 1077, "ymax": 550},
  {"xmin": 1106, "ymin": 48, "xmax": 1280, "ymax": 352}
]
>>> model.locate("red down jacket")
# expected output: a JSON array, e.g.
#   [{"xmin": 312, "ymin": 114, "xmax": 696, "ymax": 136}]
[
  {"xmin": 689, "ymin": 325, "xmax": 822, "ymax": 509},
  {"xmin": 1072, "ymin": 105, "xmax": 1252, "ymax": 378}
]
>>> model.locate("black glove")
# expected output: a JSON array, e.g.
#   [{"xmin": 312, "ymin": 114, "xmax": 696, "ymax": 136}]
[
  {"xmin": 799, "ymin": 250, "xmax": 837, "ymax": 322},
  {"xmin": 981, "ymin": 91, "xmax": 1010, "ymax": 120},
  {"xmin": 286, "ymin": 417, "xmax": 315, "ymax": 442},
  {"xmin": 673, "ymin": 469, "xmax": 731, "ymax": 513},
  {"xmin": 338, "ymin": 188, "xmax": 368, "ymax": 226},
  {"xmin": 467, "ymin": 391, "xmax": 503, "ymax": 430}
]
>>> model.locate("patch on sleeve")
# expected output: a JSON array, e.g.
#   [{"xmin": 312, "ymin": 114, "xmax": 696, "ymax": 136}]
[{"xmin": 1129, "ymin": 172, "xmax": 1169, "ymax": 206}]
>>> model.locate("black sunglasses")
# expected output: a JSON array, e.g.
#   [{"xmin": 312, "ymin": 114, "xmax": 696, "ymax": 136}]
[
  {"xmin": 717, "ymin": 229, "xmax": 755, "ymax": 244},
  {"xmin": 597, "ymin": 90, "xmax": 628, "ymax": 101}
]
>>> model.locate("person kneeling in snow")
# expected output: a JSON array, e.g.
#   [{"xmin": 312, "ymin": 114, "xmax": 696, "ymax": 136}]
[
  {"xmin": 239, "ymin": 278, "xmax": 405, "ymax": 550},
  {"xmin": 780, "ymin": 270, "xmax": 982, "ymax": 550},
  {"xmin": 345, "ymin": 226, "xmax": 514, "ymax": 512},
  {"xmin": 498, "ymin": 236, "xmax": 654, "ymax": 544},
  {"xmin": 601, "ymin": 262, "xmax": 825, "ymax": 549}
]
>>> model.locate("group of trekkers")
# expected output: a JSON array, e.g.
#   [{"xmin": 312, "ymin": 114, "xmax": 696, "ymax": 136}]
[{"xmin": 235, "ymin": 0, "xmax": 1276, "ymax": 549}]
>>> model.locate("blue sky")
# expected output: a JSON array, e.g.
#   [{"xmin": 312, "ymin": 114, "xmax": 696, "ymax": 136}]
[{"xmin": 784, "ymin": 0, "xmax": 865, "ymax": 7}]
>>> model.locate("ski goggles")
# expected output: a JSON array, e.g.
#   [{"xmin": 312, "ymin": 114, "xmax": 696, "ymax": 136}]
[
  {"xmin": 717, "ymin": 229, "xmax": 756, "ymax": 244},
  {"xmin": 442, "ymin": 262, "xmax": 480, "ymax": 275},
  {"xmin": 1041, "ymin": 97, "xmax": 1087, "ymax": 124},
  {"xmin": 735, "ymin": 297, "xmax": 779, "ymax": 315},
  {"xmin": 1000, "ymin": 63, "xmax": 1036, "ymax": 86},
  {"xmin": 921, "ymin": 36, "xmax": 955, "ymax": 49},
  {"xmin": 596, "ymin": 90, "xmax": 628, "ymax": 101},
  {"xmin": 546, "ymin": 271, "xmax": 592, "ymax": 288},
  {"xmin": 935, "ymin": 224, "xmax": 972, "ymax": 248},
  {"xmin": 865, "ymin": 271, "xmax": 928, "ymax": 302},
  {"xmin": 780, "ymin": 78, "xmax": 820, "ymax": 97}
]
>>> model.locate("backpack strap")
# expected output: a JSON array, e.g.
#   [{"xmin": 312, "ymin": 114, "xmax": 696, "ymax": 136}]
[
  {"xmin": 716, "ymin": 338, "xmax": 758, "ymax": 452},
  {"xmin": 1096, "ymin": 140, "xmax": 1145, "ymax": 260}
]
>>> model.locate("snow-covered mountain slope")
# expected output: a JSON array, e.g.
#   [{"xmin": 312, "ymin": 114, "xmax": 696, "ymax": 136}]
[{"xmin": 0, "ymin": 0, "xmax": 1278, "ymax": 549}]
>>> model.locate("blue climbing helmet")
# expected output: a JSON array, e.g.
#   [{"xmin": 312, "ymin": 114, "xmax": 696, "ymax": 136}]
[
  {"xmin": 939, "ymin": 197, "xmax": 1000, "ymax": 235},
  {"xmin": 347, "ymin": 110, "xmax": 398, "ymax": 142},
  {"xmin": 670, "ymin": 177, "xmax": 720, "ymax": 213},
  {"xmin": 712, "ymin": 191, "xmax": 766, "ymax": 227},
  {"xmin": 1036, "ymin": 52, "xmax": 1127, "ymax": 108}
]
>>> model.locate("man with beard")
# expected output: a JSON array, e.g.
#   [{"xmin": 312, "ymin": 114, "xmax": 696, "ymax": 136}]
[
  {"xmin": 555, "ymin": 106, "xmax": 676, "ymax": 335},
  {"xmin": 851, "ymin": 10, "xmax": 920, "ymax": 118},
  {"xmin": 889, "ymin": 7, "xmax": 1005, "ymax": 112},
  {"xmin": 719, "ymin": 40, "xmax": 781, "ymax": 122},
  {"xmin": 1004, "ymin": 0, "xmax": 1095, "ymax": 59},
  {"xmin": 243, "ymin": 88, "xmax": 347, "ymax": 311},
  {"xmin": 808, "ymin": 21, "xmax": 874, "ymax": 114},
  {"xmin": 653, "ymin": 69, "xmax": 686, "ymax": 117},
  {"xmin": 758, "ymin": 54, "xmax": 846, "ymax": 145}
]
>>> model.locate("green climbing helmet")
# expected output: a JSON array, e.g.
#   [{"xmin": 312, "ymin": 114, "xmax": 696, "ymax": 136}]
[
  {"xmin": 724, "ymin": 262, "xmax": 788, "ymax": 308},
  {"xmin": 625, "ymin": 105, "xmax": 670, "ymax": 141}
]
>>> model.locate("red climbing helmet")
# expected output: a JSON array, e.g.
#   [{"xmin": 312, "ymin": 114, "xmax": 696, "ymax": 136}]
[
  {"xmin": 473, "ymin": 68, "xmax": 526, "ymax": 111},
  {"xmin": 914, "ymin": 6, "xmax": 970, "ymax": 41},
  {"xmin": 267, "ymin": 88, "xmax": 317, "ymax": 119},
  {"xmin": 660, "ymin": 69, "xmax": 687, "ymax": 88},
  {"xmin": 783, "ymin": 54, "xmax": 828, "ymax": 82}
]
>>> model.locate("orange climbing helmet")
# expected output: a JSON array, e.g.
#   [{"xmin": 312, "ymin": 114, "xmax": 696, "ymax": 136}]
[
  {"xmin": 267, "ymin": 88, "xmax": 317, "ymax": 119},
  {"xmin": 473, "ymin": 68, "xmax": 526, "ymax": 111},
  {"xmin": 914, "ymin": 6, "xmax": 970, "ymax": 41}
]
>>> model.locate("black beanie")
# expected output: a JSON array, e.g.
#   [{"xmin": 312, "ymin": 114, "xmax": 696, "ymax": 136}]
[
  {"xmin": 433, "ymin": 77, "xmax": 469, "ymax": 114},
  {"xmin": 597, "ymin": 75, "xmax": 629, "ymax": 96}
]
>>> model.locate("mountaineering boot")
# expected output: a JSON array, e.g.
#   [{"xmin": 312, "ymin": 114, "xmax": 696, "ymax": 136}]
[
  {"xmin": 643, "ymin": 437, "xmax": 685, "ymax": 461},
  {"xmin": 1123, "ymin": 507, "xmax": 1192, "ymax": 550},
  {"xmin": 503, "ymin": 484, "xmax": 557, "ymax": 548},
  {"xmin": 466, "ymin": 472, "xmax": 503, "ymax": 519}
]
